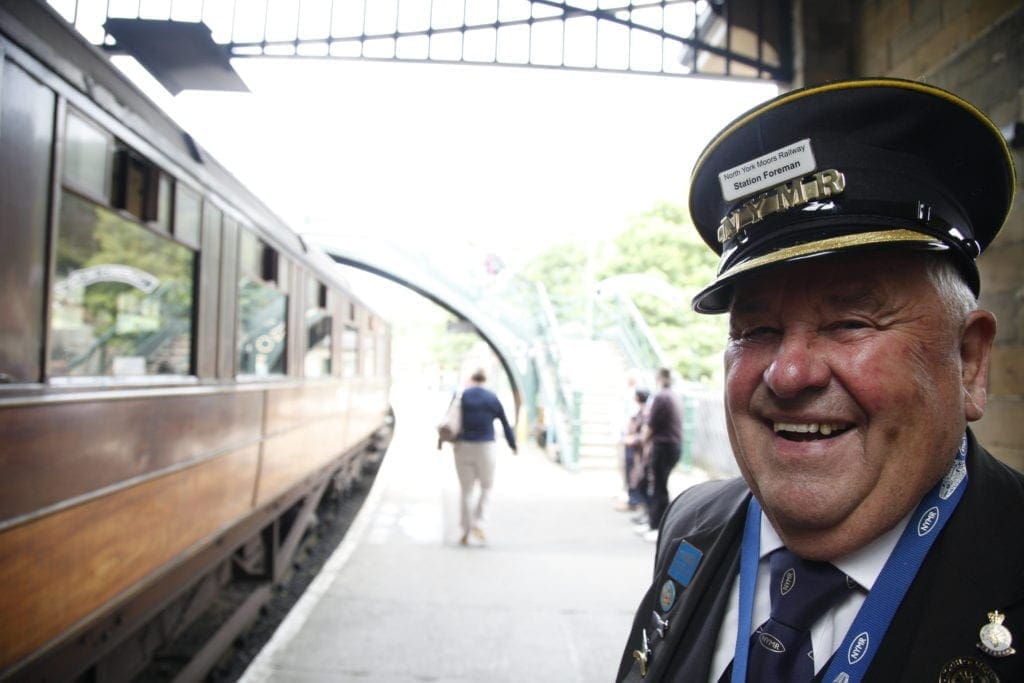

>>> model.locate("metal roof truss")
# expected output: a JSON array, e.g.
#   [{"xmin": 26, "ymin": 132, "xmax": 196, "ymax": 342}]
[{"xmin": 54, "ymin": 0, "xmax": 792, "ymax": 88}]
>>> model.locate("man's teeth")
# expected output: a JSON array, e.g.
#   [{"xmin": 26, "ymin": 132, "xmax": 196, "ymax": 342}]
[{"xmin": 773, "ymin": 422, "xmax": 847, "ymax": 436}]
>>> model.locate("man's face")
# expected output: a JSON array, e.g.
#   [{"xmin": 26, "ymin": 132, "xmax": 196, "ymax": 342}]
[{"xmin": 724, "ymin": 252, "xmax": 985, "ymax": 559}]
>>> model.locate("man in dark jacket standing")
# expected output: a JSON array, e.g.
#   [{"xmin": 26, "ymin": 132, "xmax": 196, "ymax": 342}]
[
  {"xmin": 618, "ymin": 79, "xmax": 1023, "ymax": 683},
  {"xmin": 641, "ymin": 367, "xmax": 682, "ymax": 542}
]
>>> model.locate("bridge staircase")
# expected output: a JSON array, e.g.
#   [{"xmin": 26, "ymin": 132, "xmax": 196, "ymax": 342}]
[{"xmin": 558, "ymin": 337, "xmax": 632, "ymax": 471}]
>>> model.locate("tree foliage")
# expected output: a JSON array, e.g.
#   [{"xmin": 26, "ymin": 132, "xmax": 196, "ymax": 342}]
[
  {"xmin": 522, "ymin": 201, "xmax": 728, "ymax": 384},
  {"xmin": 518, "ymin": 240, "xmax": 593, "ymax": 323}
]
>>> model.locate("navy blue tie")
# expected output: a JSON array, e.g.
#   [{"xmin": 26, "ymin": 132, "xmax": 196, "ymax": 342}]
[{"xmin": 745, "ymin": 548, "xmax": 854, "ymax": 682}]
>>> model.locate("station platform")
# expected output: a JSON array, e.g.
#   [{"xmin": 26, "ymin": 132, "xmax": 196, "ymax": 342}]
[{"xmin": 240, "ymin": 387, "xmax": 709, "ymax": 683}]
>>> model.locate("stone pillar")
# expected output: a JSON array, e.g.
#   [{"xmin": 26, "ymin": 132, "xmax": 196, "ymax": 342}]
[
  {"xmin": 729, "ymin": 0, "xmax": 1023, "ymax": 468},
  {"xmin": 843, "ymin": 0, "xmax": 1024, "ymax": 469}
]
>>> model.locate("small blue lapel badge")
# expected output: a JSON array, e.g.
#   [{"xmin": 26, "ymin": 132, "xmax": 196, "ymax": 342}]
[
  {"xmin": 659, "ymin": 580, "xmax": 677, "ymax": 612},
  {"xmin": 668, "ymin": 540, "xmax": 703, "ymax": 587}
]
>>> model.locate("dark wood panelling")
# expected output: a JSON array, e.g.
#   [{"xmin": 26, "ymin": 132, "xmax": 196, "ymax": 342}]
[
  {"xmin": 256, "ymin": 375, "xmax": 395, "ymax": 506},
  {"xmin": 255, "ymin": 421, "xmax": 347, "ymax": 506},
  {"xmin": 351, "ymin": 379, "xmax": 391, "ymax": 443},
  {"xmin": 0, "ymin": 444, "xmax": 259, "ymax": 671},
  {"xmin": 0, "ymin": 60, "xmax": 54, "ymax": 384},
  {"xmin": 264, "ymin": 379, "xmax": 349, "ymax": 435},
  {"xmin": 0, "ymin": 390, "xmax": 264, "ymax": 523}
]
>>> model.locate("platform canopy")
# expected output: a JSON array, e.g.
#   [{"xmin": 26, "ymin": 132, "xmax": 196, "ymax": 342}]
[{"xmin": 52, "ymin": 0, "xmax": 792, "ymax": 94}]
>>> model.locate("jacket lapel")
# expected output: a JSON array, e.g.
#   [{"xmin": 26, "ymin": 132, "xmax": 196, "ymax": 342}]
[{"xmin": 619, "ymin": 485, "xmax": 750, "ymax": 682}]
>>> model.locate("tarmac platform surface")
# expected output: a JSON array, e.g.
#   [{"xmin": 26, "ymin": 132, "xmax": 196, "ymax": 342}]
[{"xmin": 240, "ymin": 388, "xmax": 707, "ymax": 682}]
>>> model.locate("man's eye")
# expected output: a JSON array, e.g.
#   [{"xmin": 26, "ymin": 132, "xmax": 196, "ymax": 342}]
[
  {"xmin": 829, "ymin": 319, "xmax": 870, "ymax": 331},
  {"xmin": 732, "ymin": 326, "xmax": 778, "ymax": 340}
]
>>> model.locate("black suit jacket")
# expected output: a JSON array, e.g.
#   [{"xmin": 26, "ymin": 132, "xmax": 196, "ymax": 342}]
[{"xmin": 617, "ymin": 432, "xmax": 1024, "ymax": 682}]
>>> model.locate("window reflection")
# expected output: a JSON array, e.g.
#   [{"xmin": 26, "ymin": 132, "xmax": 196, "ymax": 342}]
[
  {"xmin": 50, "ymin": 191, "xmax": 195, "ymax": 377},
  {"xmin": 63, "ymin": 111, "xmax": 109, "ymax": 200},
  {"xmin": 174, "ymin": 184, "xmax": 201, "ymax": 249},
  {"xmin": 305, "ymin": 280, "xmax": 332, "ymax": 378},
  {"xmin": 237, "ymin": 277, "xmax": 287, "ymax": 376},
  {"xmin": 341, "ymin": 325, "xmax": 359, "ymax": 377}
]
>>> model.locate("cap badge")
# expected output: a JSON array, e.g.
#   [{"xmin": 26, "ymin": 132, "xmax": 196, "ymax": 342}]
[
  {"xmin": 717, "ymin": 169, "xmax": 846, "ymax": 244},
  {"xmin": 978, "ymin": 610, "xmax": 1016, "ymax": 657}
]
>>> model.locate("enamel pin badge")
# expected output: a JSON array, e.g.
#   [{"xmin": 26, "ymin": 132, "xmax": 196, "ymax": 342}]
[
  {"xmin": 978, "ymin": 610, "xmax": 1016, "ymax": 657},
  {"xmin": 651, "ymin": 610, "xmax": 670, "ymax": 639},
  {"xmin": 659, "ymin": 580, "xmax": 676, "ymax": 612}
]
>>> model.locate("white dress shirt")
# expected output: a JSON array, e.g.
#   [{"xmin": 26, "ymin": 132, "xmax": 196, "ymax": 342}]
[{"xmin": 708, "ymin": 510, "xmax": 912, "ymax": 682}]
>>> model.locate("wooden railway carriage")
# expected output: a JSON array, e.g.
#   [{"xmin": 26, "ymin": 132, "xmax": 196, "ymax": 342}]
[{"xmin": 0, "ymin": 3, "xmax": 393, "ymax": 679}]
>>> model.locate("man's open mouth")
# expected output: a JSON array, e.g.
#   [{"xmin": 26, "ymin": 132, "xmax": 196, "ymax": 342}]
[{"xmin": 772, "ymin": 421, "xmax": 853, "ymax": 441}]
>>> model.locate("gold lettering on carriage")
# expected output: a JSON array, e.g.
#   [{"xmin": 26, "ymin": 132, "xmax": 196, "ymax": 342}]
[{"xmin": 717, "ymin": 169, "xmax": 847, "ymax": 243}]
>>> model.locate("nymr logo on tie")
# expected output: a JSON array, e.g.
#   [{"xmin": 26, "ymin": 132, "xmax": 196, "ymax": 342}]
[
  {"xmin": 917, "ymin": 506, "xmax": 940, "ymax": 536},
  {"xmin": 847, "ymin": 632, "xmax": 870, "ymax": 665},
  {"xmin": 758, "ymin": 631, "xmax": 786, "ymax": 654},
  {"xmin": 780, "ymin": 567, "xmax": 796, "ymax": 596}
]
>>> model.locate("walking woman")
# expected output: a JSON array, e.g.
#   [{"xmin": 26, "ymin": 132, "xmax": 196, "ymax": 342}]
[{"xmin": 454, "ymin": 368, "xmax": 516, "ymax": 545}]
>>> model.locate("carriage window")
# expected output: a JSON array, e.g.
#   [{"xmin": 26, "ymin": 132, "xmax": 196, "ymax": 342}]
[
  {"xmin": 63, "ymin": 111, "xmax": 110, "ymax": 200},
  {"xmin": 49, "ymin": 191, "xmax": 195, "ymax": 378},
  {"xmin": 341, "ymin": 325, "xmax": 359, "ymax": 377},
  {"xmin": 174, "ymin": 184, "xmax": 201, "ymax": 249},
  {"xmin": 305, "ymin": 279, "xmax": 332, "ymax": 378},
  {"xmin": 237, "ymin": 231, "xmax": 287, "ymax": 376}
]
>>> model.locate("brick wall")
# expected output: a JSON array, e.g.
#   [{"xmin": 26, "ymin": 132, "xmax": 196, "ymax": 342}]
[{"xmin": 841, "ymin": 0, "xmax": 1024, "ymax": 468}]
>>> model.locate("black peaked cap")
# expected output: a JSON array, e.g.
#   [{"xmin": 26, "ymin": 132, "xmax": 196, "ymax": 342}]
[{"xmin": 689, "ymin": 78, "xmax": 1016, "ymax": 313}]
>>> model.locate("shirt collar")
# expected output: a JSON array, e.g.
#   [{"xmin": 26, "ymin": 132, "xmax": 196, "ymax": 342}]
[{"xmin": 759, "ymin": 510, "xmax": 913, "ymax": 591}]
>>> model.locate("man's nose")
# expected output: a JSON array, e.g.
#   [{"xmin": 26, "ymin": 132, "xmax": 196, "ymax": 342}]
[{"xmin": 762, "ymin": 331, "xmax": 830, "ymax": 398}]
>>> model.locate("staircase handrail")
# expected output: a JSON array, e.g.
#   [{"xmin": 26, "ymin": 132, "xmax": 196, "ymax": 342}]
[
  {"xmin": 592, "ymin": 292, "xmax": 669, "ymax": 373},
  {"xmin": 532, "ymin": 281, "xmax": 581, "ymax": 468}
]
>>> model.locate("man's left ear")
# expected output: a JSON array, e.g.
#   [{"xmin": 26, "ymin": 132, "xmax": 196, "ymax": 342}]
[{"xmin": 961, "ymin": 309, "xmax": 997, "ymax": 421}]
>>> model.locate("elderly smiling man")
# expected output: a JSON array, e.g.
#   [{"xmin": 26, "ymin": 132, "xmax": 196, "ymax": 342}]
[{"xmin": 618, "ymin": 79, "xmax": 1023, "ymax": 683}]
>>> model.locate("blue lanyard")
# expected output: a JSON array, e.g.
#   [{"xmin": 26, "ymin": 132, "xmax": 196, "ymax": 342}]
[
  {"xmin": 731, "ymin": 495, "xmax": 762, "ymax": 683},
  {"xmin": 731, "ymin": 434, "xmax": 969, "ymax": 683}
]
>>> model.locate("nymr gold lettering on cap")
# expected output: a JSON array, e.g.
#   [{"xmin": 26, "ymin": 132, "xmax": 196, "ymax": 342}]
[
  {"xmin": 688, "ymin": 78, "xmax": 1016, "ymax": 314},
  {"xmin": 716, "ymin": 169, "xmax": 847, "ymax": 243}
]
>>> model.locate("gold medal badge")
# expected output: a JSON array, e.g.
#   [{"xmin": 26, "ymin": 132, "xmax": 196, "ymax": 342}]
[
  {"xmin": 939, "ymin": 656, "xmax": 999, "ymax": 682},
  {"xmin": 978, "ymin": 610, "xmax": 1016, "ymax": 658}
]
